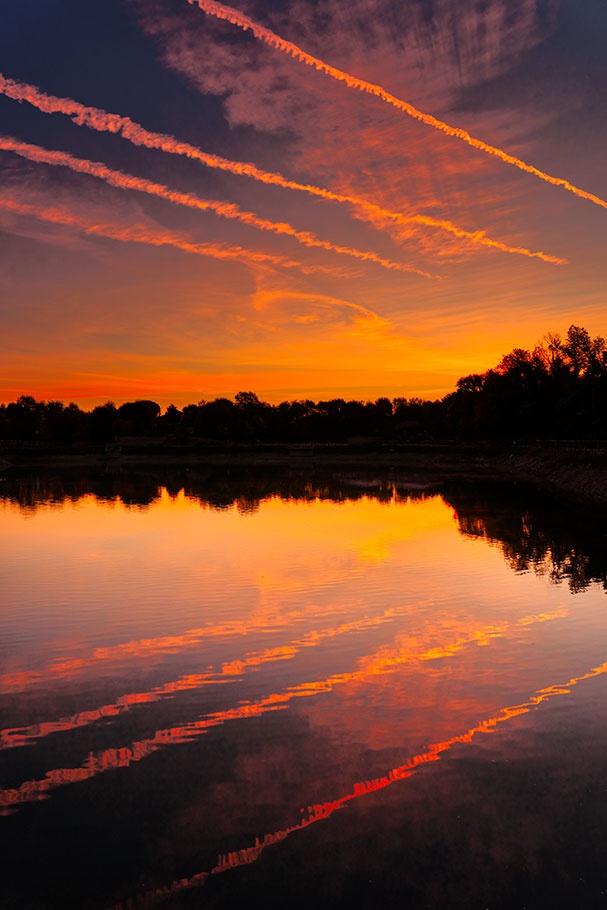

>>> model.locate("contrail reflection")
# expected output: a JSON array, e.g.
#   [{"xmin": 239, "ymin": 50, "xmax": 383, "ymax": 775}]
[
  {"xmin": 0, "ymin": 604, "xmax": 431, "ymax": 748},
  {"xmin": 0, "ymin": 600, "xmax": 428, "ymax": 695},
  {"xmin": 109, "ymin": 659, "xmax": 607, "ymax": 908},
  {"xmin": 0, "ymin": 610, "xmax": 564, "ymax": 808}
]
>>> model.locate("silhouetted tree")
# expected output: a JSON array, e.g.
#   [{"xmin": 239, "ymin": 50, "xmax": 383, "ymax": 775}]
[
  {"xmin": 115, "ymin": 400, "xmax": 161, "ymax": 436},
  {"xmin": 3, "ymin": 324, "xmax": 606, "ymax": 445},
  {"xmin": 90, "ymin": 402, "xmax": 117, "ymax": 443}
]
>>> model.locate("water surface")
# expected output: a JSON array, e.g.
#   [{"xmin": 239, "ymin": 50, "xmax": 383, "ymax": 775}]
[{"xmin": 1, "ymin": 471, "xmax": 607, "ymax": 908}]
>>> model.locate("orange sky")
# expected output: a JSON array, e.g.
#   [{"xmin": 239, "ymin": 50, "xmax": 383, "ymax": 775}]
[{"xmin": 0, "ymin": 0, "xmax": 606, "ymax": 407}]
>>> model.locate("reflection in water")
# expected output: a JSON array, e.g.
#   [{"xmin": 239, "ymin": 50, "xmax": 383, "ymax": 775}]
[
  {"xmin": 0, "ymin": 600, "xmax": 430, "ymax": 696},
  {"xmin": 1, "ymin": 486, "xmax": 445, "ymax": 695},
  {"xmin": 0, "ymin": 609, "xmax": 564, "ymax": 808},
  {"xmin": 111, "ymin": 659, "xmax": 607, "ymax": 909},
  {"xmin": 1, "ymin": 605, "xmax": 426, "ymax": 745},
  {"xmin": 2, "ymin": 469, "xmax": 606, "ymax": 593},
  {"xmin": 447, "ymin": 483, "xmax": 607, "ymax": 593},
  {"xmin": 2, "ymin": 470, "xmax": 607, "ymax": 909}
]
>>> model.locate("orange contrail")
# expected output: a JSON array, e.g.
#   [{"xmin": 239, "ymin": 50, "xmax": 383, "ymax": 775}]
[
  {"xmin": 190, "ymin": 0, "xmax": 607, "ymax": 212},
  {"xmin": 0, "ymin": 193, "xmax": 336, "ymax": 274},
  {"xmin": 0, "ymin": 73, "xmax": 565, "ymax": 263},
  {"xmin": 0, "ymin": 135, "xmax": 439, "ymax": 278},
  {"xmin": 109, "ymin": 658, "xmax": 607, "ymax": 908}
]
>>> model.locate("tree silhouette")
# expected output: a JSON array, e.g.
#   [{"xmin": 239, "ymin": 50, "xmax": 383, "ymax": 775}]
[{"xmin": 1, "ymin": 324, "xmax": 605, "ymax": 446}]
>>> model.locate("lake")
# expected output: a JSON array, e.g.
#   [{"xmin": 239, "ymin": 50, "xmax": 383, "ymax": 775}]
[{"xmin": 1, "ymin": 469, "xmax": 607, "ymax": 909}]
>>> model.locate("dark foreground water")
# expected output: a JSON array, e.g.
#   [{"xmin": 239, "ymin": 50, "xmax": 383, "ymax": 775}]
[{"xmin": 1, "ymin": 469, "xmax": 607, "ymax": 909}]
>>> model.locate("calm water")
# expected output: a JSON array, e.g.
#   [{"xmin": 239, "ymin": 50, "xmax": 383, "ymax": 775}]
[{"xmin": 1, "ymin": 470, "xmax": 607, "ymax": 909}]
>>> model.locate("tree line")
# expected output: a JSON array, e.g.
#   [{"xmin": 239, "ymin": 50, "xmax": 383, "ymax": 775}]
[{"xmin": 1, "ymin": 324, "xmax": 606, "ymax": 445}]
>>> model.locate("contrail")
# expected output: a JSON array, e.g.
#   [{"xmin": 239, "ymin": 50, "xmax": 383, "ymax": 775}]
[
  {"xmin": 189, "ymin": 0, "xmax": 607, "ymax": 212},
  {"xmin": 0, "ymin": 193, "xmax": 333, "ymax": 273},
  {"xmin": 0, "ymin": 73, "xmax": 565, "ymax": 264},
  {"xmin": 0, "ymin": 135, "xmax": 440, "ymax": 278}
]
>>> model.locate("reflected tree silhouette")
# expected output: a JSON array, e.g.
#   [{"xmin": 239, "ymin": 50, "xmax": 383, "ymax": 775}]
[
  {"xmin": 442, "ymin": 483, "xmax": 607, "ymax": 593},
  {"xmin": 1, "ymin": 469, "xmax": 606, "ymax": 593}
]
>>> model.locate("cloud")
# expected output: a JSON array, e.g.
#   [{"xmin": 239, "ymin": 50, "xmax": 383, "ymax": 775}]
[
  {"xmin": 187, "ymin": 0, "xmax": 603, "ymax": 209},
  {"xmin": 1, "ymin": 133, "xmax": 442, "ymax": 277},
  {"xmin": 0, "ymin": 183, "xmax": 340, "ymax": 276},
  {"xmin": 0, "ymin": 72, "xmax": 565, "ymax": 263},
  {"xmin": 141, "ymin": 0, "xmax": 557, "ymax": 131},
  {"xmin": 135, "ymin": 0, "xmax": 577, "ymax": 267}
]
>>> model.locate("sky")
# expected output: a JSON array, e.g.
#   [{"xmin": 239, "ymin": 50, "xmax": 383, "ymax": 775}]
[{"xmin": 1, "ymin": 0, "xmax": 606, "ymax": 408}]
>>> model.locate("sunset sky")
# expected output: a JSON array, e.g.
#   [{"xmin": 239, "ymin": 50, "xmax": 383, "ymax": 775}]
[{"xmin": 1, "ymin": 0, "xmax": 606, "ymax": 407}]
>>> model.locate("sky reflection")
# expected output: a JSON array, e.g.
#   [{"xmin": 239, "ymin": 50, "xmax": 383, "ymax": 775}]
[{"xmin": 1, "ymin": 476, "xmax": 606, "ymax": 908}]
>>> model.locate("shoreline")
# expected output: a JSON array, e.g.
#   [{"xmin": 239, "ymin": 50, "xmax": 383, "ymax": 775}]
[{"xmin": 2, "ymin": 443, "xmax": 607, "ymax": 505}]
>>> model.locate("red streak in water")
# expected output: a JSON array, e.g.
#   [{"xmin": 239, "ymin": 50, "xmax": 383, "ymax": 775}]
[
  {"xmin": 0, "ymin": 609, "xmax": 565, "ymax": 807},
  {"xmin": 109, "ymin": 660, "xmax": 607, "ymax": 908}
]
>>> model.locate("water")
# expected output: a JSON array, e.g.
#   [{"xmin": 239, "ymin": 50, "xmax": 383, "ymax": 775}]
[{"xmin": 1, "ymin": 470, "xmax": 607, "ymax": 909}]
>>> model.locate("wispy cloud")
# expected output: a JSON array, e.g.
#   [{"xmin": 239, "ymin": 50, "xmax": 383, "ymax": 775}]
[
  {"xmin": 0, "ymin": 134, "xmax": 439, "ymax": 277},
  {"xmin": 189, "ymin": 0, "xmax": 605, "ymax": 209},
  {"xmin": 0, "ymin": 190, "xmax": 334, "ymax": 274},
  {"xmin": 0, "ymin": 73, "xmax": 563, "ymax": 263}
]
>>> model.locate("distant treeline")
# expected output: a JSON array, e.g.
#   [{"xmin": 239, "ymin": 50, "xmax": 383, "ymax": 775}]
[{"xmin": 2, "ymin": 324, "xmax": 606, "ymax": 444}]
